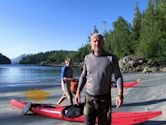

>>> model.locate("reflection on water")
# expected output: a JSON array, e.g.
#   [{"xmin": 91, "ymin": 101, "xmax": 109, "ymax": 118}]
[
  {"xmin": 0, "ymin": 64, "xmax": 60, "ymax": 83},
  {"xmin": 0, "ymin": 66, "xmax": 24, "ymax": 83},
  {"xmin": 0, "ymin": 64, "xmax": 81, "ymax": 90}
]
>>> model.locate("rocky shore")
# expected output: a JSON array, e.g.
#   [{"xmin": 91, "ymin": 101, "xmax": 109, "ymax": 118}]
[{"xmin": 119, "ymin": 55, "xmax": 166, "ymax": 73}]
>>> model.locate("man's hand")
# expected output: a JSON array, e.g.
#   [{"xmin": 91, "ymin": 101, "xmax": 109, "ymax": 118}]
[
  {"xmin": 115, "ymin": 95, "xmax": 123, "ymax": 108},
  {"xmin": 75, "ymin": 91, "xmax": 81, "ymax": 105}
]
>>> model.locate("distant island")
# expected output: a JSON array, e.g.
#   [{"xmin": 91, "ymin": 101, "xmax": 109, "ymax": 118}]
[{"xmin": 0, "ymin": 53, "xmax": 11, "ymax": 64}]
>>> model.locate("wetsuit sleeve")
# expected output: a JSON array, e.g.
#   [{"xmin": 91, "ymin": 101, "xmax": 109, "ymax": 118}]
[
  {"xmin": 78, "ymin": 58, "xmax": 87, "ymax": 92},
  {"xmin": 112, "ymin": 56, "xmax": 123, "ymax": 94}
]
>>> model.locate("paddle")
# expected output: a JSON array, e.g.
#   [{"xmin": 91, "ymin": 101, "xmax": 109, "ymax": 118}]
[
  {"xmin": 22, "ymin": 101, "xmax": 57, "ymax": 115},
  {"xmin": 22, "ymin": 102, "xmax": 32, "ymax": 115}
]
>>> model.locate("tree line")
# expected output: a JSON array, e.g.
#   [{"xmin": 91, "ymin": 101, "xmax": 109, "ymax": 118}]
[{"xmin": 20, "ymin": 0, "xmax": 166, "ymax": 65}]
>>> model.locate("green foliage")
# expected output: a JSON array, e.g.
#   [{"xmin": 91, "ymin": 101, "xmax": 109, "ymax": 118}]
[
  {"xmin": 19, "ymin": 51, "xmax": 78, "ymax": 64},
  {"xmin": 111, "ymin": 16, "xmax": 131, "ymax": 57},
  {"xmin": 156, "ymin": 0, "xmax": 166, "ymax": 61},
  {"xmin": 78, "ymin": 44, "xmax": 91, "ymax": 61},
  {"xmin": 130, "ymin": 3, "xmax": 142, "ymax": 53},
  {"xmin": 0, "ymin": 53, "xmax": 11, "ymax": 64},
  {"xmin": 136, "ymin": 1, "xmax": 151, "ymax": 58},
  {"xmin": 136, "ymin": 0, "xmax": 166, "ymax": 62},
  {"xmin": 104, "ymin": 31, "xmax": 113, "ymax": 53},
  {"xmin": 93, "ymin": 26, "xmax": 99, "ymax": 34}
]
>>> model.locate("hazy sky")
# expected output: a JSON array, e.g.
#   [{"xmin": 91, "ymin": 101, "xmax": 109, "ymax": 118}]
[{"xmin": 0, "ymin": 0, "xmax": 148, "ymax": 59}]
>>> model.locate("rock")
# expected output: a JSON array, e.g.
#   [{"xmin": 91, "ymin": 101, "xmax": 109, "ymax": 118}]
[
  {"xmin": 39, "ymin": 61, "xmax": 49, "ymax": 66},
  {"xmin": 143, "ymin": 67, "xmax": 152, "ymax": 73},
  {"xmin": 142, "ymin": 66, "xmax": 158, "ymax": 73},
  {"xmin": 119, "ymin": 55, "xmax": 143, "ymax": 72},
  {"xmin": 160, "ymin": 67, "xmax": 166, "ymax": 72}
]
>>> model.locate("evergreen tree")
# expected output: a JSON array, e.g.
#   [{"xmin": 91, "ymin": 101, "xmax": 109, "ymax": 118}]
[
  {"xmin": 111, "ymin": 16, "xmax": 131, "ymax": 57},
  {"xmin": 93, "ymin": 25, "xmax": 99, "ymax": 34},
  {"xmin": 130, "ymin": 2, "xmax": 142, "ymax": 53},
  {"xmin": 104, "ymin": 30, "xmax": 113, "ymax": 53},
  {"xmin": 156, "ymin": 0, "xmax": 166, "ymax": 61},
  {"xmin": 136, "ymin": 1, "xmax": 160, "ymax": 59}
]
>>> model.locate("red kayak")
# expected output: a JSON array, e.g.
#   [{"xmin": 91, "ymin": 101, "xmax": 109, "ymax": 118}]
[
  {"xmin": 11, "ymin": 99, "xmax": 162, "ymax": 125},
  {"xmin": 112, "ymin": 79, "xmax": 141, "ymax": 88}
]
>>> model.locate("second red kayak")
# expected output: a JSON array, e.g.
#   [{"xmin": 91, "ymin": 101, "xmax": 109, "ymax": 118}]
[{"xmin": 112, "ymin": 79, "xmax": 141, "ymax": 88}]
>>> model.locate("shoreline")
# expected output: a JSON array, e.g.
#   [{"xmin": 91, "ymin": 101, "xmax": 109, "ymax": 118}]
[{"xmin": 2, "ymin": 63, "xmax": 166, "ymax": 73}]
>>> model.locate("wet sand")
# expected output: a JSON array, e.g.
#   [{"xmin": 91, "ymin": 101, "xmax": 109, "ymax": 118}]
[{"xmin": 0, "ymin": 73, "xmax": 166, "ymax": 125}]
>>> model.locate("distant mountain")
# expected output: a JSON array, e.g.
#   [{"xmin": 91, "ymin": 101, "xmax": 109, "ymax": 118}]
[{"xmin": 11, "ymin": 54, "xmax": 27, "ymax": 64}]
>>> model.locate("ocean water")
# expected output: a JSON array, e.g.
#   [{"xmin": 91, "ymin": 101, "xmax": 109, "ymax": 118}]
[
  {"xmin": 0, "ymin": 64, "xmax": 81, "ymax": 91},
  {"xmin": 1, "ymin": 64, "xmax": 165, "ymax": 92}
]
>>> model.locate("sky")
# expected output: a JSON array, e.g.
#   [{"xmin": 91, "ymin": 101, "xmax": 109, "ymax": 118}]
[{"xmin": 0, "ymin": 0, "xmax": 148, "ymax": 59}]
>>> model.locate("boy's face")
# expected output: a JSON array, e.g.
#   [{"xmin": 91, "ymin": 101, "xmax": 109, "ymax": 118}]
[{"xmin": 65, "ymin": 60, "xmax": 71, "ymax": 66}]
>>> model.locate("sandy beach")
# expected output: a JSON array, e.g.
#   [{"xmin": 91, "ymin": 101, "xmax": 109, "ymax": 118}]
[{"xmin": 0, "ymin": 72, "xmax": 166, "ymax": 125}]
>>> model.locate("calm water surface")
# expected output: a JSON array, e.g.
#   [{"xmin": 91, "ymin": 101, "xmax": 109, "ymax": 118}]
[
  {"xmin": 2, "ymin": 64, "xmax": 165, "ymax": 92},
  {"xmin": 0, "ymin": 64, "xmax": 81, "ymax": 91}
]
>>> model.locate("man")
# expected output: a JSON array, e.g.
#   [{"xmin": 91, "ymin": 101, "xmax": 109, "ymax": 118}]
[
  {"xmin": 75, "ymin": 33, "xmax": 123, "ymax": 125},
  {"xmin": 57, "ymin": 58, "xmax": 74, "ymax": 105}
]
